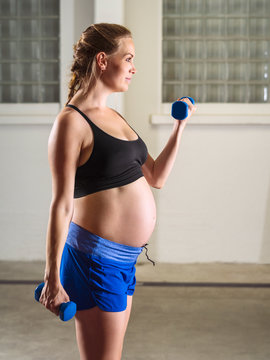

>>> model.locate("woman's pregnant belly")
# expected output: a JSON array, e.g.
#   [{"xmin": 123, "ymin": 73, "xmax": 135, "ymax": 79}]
[{"xmin": 72, "ymin": 176, "xmax": 156, "ymax": 247}]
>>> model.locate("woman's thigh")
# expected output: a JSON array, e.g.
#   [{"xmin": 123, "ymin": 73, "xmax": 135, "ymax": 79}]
[{"xmin": 75, "ymin": 295, "xmax": 133, "ymax": 360}]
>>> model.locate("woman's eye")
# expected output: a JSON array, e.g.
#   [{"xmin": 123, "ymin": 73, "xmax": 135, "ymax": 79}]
[{"xmin": 126, "ymin": 57, "xmax": 132, "ymax": 62}]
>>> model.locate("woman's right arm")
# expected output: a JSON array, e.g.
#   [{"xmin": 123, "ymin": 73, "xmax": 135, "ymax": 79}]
[{"xmin": 39, "ymin": 111, "xmax": 84, "ymax": 316}]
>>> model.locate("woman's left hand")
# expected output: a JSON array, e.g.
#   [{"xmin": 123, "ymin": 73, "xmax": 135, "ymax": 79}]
[{"xmin": 176, "ymin": 97, "xmax": 197, "ymax": 130}]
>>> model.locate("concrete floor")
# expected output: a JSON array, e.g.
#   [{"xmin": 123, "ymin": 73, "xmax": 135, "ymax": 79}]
[{"xmin": 1, "ymin": 261, "xmax": 270, "ymax": 360}]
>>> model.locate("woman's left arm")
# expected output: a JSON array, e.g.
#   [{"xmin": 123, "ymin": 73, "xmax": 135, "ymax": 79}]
[{"xmin": 142, "ymin": 98, "xmax": 196, "ymax": 189}]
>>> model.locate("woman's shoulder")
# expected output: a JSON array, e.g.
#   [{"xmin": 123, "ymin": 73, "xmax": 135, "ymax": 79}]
[
  {"xmin": 54, "ymin": 105, "xmax": 91, "ymax": 131},
  {"xmin": 49, "ymin": 106, "xmax": 93, "ymax": 148},
  {"xmin": 57, "ymin": 104, "xmax": 80, "ymax": 121}
]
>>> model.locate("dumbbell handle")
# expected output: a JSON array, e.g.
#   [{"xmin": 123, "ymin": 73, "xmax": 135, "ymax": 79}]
[
  {"xmin": 34, "ymin": 282, "xmax": 77, "ymax": 322},
  {"xmin": 171, "ymin": 96, "xmax": 195, "ymax": 120}
]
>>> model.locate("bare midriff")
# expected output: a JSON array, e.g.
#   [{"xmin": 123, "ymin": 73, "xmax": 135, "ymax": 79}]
[{"xmin": 71, "ymin": 176, "xmax": 156, "ymax": 247}]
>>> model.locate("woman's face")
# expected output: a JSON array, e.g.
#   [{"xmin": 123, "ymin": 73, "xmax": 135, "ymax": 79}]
[{"xmin": 101, "ymin": 37, "xmax": 136, "ymax": 92}]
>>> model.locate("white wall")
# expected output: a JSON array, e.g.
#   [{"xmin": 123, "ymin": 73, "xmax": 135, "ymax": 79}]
[
  {"xmin": 1, "ymin": 0, "xmax": 270, "ymax": 264},
  {"xmin": 0, "ymin": 124, "xmax": 52, "ymax": 260},
  {"xmin": 154, "ymin": 125, "xmax": 270, "ymax": 263}
]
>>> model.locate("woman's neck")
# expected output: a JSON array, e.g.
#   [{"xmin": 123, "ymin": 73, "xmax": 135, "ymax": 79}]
[{"xmin": 70, "ymin": 82, "xmax": 113, "ymax": 110}]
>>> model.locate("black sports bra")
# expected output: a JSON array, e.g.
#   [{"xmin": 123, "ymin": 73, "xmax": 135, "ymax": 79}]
[{"xmin": 66, "ymin": 104, "xmax": 148, "ymax": 198}]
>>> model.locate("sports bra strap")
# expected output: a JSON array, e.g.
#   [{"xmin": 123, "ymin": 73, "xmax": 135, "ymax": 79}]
[{"xmin": 66, "ymin": 104, "xmax": 93, "ymax": 126}]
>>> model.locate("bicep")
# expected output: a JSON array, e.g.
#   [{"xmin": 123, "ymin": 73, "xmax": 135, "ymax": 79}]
[
  {"xmin": 48, "ymin": 115, "xmax": 82, "ymax": 207},
  {"xmin": 141, "ymin": 153, "xmax": 155, "ymax": 187}
]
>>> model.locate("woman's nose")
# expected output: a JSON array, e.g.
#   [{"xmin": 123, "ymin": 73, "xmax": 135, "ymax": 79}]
[{"xmin": 131, "ymin": 64, "xmax": 136, "ymax": 74}]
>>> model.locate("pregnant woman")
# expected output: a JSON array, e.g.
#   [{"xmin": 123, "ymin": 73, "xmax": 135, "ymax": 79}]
[{"xmin": 39, "ymin": 23, "xmax": 196, "ymax": 360}]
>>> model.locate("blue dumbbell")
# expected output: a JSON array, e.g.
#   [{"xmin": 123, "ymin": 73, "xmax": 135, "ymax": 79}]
[
  {"xmin": 34, "ymin": 282, "xmax": 77, "ymax": 322},
  {"xmin": 171, "ymin": 96, "xmax": 195, "ymax": 120}
]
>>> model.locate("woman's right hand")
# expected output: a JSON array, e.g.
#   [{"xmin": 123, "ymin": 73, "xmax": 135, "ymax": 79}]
[{"xmin": 39, "ymin": 279, "xmax": 70, "ymax": 316}]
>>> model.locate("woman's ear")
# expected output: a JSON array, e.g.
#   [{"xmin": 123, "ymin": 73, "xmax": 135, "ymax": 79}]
[{"xmin": 96, "ymin": 52, "xmax": 107, "ymax": 71}]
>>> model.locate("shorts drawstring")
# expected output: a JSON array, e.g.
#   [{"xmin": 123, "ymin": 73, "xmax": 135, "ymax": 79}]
[{"xmin": 142, "ymin": 243, "xmax": 155, "ymax": 266}]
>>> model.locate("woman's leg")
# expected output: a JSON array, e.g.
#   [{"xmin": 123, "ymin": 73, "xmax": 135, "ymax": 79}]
[{"xmin": 75, "ymin": 295, "xmax": 133, "ymax": 360}]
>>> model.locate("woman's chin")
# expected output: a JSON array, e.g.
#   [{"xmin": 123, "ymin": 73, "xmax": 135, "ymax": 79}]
[{"xmin": 113, "ymin": 85, "xmax": 129, "ymax": 93}]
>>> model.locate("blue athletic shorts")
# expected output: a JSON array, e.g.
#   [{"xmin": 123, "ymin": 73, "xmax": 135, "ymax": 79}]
[{"xmin": 60, "ymin": 222, "xmax": 144, "ymax": 312}]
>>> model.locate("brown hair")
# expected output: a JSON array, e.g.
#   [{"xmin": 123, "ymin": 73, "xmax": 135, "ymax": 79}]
[{"xmin": 66, "ymin": 23, "xmax": 132, "ymax": 104}]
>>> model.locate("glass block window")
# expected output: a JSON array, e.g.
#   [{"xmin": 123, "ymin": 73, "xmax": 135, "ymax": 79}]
[
  {"xmin": 162, "ymin": 0, "xmax": 270, "ymax": 103},
  {"xmin": 0, "ymin": 0, "xmax": 60, "ymax": 103}
]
